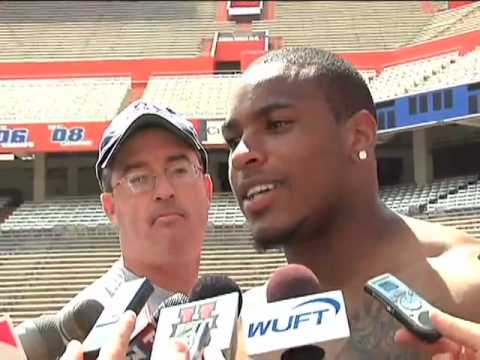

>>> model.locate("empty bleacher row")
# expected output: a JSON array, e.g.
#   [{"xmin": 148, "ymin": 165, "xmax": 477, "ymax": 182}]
[
  {"xmin": 0, "ymin": 193, "xmax": 247, "ymax": 231},
  {"xmin": 411, "ymin": 1, "xmax": 480, "ymax": 44},
  {"xmin": 440, "ymin": 3, "xmax": 480, "ymax": 39},
  {"xmin": 415, "ymin": 47, "xmax": 480, "ymax": 93},
  {"xmin": 0, "ymin": 77, "xmax": 131, "ymax": 123},
  {"xmin": 3, "ymin": 174, "xmax": 480, "ymax": 232},
  {"xmin": 0, "ymin": 1, "xmax": 236, "ymax": 61},
  {"xmin": 381, "ymin": 174, "xmax": 480, "ymax": 214},
  {"xmin": 141, "ymin": 49, "xmax": 479, "ymax": 116},
  {"xmin": 417, "ymin": 206, "xmax": 480, "ymax": 239},
  {"xmin": 369, "ymin": 52, "xmax": 460, "ymax": 102},
  {"xmin": 0, "ymin": 49, "xmax": 479, "ymax": 124},
  {"xmin": 0, "ymin": 0, "xmax": 477, "ymax": 63},
  {"xmin": 2, "ymin": 173, "xmax": 480, "ymax": 324},
  {"xmin": 142, "ymin": 74, "xmax": 243, "ymax": 119},
  {"xmin": 251, "ymin": 1, "xmax": 436, "ymax": 51},
  {"xmin": 0, "ymin": 225, "xmax": 285, "ymax": 324}
]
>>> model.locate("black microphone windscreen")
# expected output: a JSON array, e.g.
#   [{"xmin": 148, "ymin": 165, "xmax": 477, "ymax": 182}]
[
  {"xmin": 281, "ymin": 345, "xmax": 325, "ymax": 360},
  {"xmin": 266, "ymin": 264, "xmax": 321, "ymax": 303},
  {"xmin": 59, "ymin": 299, "xmax": 104, "ymax": 342},
  {"xmin": 35, "ymin": 316, "xmax": 65, "ymax": 359},
  {"xmin": 189, "ymin": 275, "xmax": 243, "ymax": 314}
]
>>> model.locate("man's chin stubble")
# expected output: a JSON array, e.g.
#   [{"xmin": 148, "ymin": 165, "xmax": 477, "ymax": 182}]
[{"xmin": 250, "ymin": 220, "xmax": 305, "ymax": 252}]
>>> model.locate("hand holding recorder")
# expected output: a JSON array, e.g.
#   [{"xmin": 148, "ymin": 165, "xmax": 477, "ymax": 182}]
[{"xmin": 394, "ymin": 310, "xmax": 480, "ymax": 360}]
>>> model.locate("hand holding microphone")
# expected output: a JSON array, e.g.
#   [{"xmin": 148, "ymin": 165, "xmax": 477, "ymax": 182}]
[
  {"xmin": 394, "ymin": 309, "xmax": 480, "ymax": 359},
  {"xmin": 60, "ymin": 311, "xmax": 136, "ymax": 360}
]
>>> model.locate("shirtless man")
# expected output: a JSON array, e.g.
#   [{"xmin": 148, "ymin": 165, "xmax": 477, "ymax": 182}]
[{"xmin": 222, "ymin": 47, "xmax": 480, "ymax": 358}]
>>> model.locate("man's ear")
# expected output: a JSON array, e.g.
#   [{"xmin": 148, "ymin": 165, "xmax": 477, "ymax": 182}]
[
  {"xmin": 344, "ymin": 109, "xmax": 377, "ymax": 162},
  {"xmin": 101, "ymin": 192, "xmax": 117, "ymax": 225},
  {"xmin": 203, "ymin": 174, "xmax": 214, "ymax": 203}
]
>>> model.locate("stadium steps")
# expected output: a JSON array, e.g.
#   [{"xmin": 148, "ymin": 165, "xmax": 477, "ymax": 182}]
[
  {"xmin": 0, "ymin": 202, "xmax": 285, "ymax": 324},
  {"xmin": 251, "ymin": 1, "xmax": 433, "ymax": 51},
  {"xmin": 411, "ymin": 2, "xmax": 480, "ymax": 44},
  {"xmin": 0, "ymin": 257, "xmax": 285, "ymax": 271},
  {"xmin": 0, "ymin": 78, "xmax": 131, "ymax": 125},
  {"xmin": 0, "ymin": 1, "xmax": 237, "ymax": 61}
]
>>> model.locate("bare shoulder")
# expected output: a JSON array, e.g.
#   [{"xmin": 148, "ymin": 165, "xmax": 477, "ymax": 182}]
[
  {"xmin": 399, "ymin": 213, "xmax": 479, "ymax": 255},
  {"xmin": 430, "ymin": 242, "xmax": 480, "ymax": 315},
  {"xmin": 399, "ymin": 214, "xmax": 480, "ymax": 318}
]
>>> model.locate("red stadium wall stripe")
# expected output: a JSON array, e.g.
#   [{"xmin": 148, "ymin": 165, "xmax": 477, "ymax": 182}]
[{"xmin": 0, "ymin": 57, "xmax": 216, "ymax": 83}]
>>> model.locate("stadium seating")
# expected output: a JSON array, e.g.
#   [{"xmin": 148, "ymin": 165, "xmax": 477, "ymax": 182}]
[
  {"xmin": 141, "ymin": 47, "xmax": 478, "ymax": 111},
  {"xmin": 0, "ymin": 1, "xmax": 236, "ymax": 61},
  {"xmin": 2, "ymin": 174, "xmax": 480, "ymax": 232},
  {"xmin": 0, "ymin": 224, "xmax": 285, "ymax": 324},
  {"xmin": 414, "ymin": 47, "xmax": 480, "ymax": 92},
  {"xmin": 143, "ymin": 74, "xmax": 243, "ymax": 119},
  {"xmin": 143, "ymin": 70, "xmax": 379, "ymax": 118},
  {"xmin": 2, "ymin": 174, "xmax": 480, "ymax": 324},
  {"xmin": 0, "ymin": 77, "xmax": 131, "ymax": 123},
  {"xmin": 380, "ymin": 174, "xmax": 479, "ymax": 214},
  {"xmin": 208, "ymin": 192, "xmax": 246, "ymax": 226},
  {"xmin": 368, "ymin": 52, "xmax": 459, "ymax": 102},
  {"xmin": 0, "ymin": 196, "xmax": 109, "ymax": 231},
  {"xmin": 412, "ymin": 1, "xmax": 480, "ymax": 44},
  {"xmin": 0, "ymin": 193, "xmax": 248, "ymax": 231},
  {"xmin": 0, "ymin": 1, "xmax": 477, "ymax": 62},
  {"xmin": 251, "ymin": 1, "xmax": 436, "ymax": 51},
  {"xmin": 417, "ymin": 207, "xmax": 480, "ymax": 239}
]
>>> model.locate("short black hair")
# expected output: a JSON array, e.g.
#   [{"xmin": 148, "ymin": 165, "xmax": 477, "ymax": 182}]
[{"xmin": 250, "ymin": 47, "xmax": 376, "ymax": 122}]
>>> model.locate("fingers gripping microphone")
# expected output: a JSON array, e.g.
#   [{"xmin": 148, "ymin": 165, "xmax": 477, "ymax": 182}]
[
  {"xmin": 242, "ymin": 264, "xmax": 350, "ymax": 359},
  {"xmin": 14, "ymin": 299, "xmax": 104, "ymax": 360}
]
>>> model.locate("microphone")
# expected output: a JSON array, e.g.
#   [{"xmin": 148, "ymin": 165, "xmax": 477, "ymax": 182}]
[
  {"xmin": 241, "ymin": 264, "xmax": 350, "ymax": 359},
  {"xmin": 14, "ymin": 299, "xmax": 104, "ymax": 360},
  {"xmin": 1, "ymin": 315, "xmax": 27, "ymax": 360},
  {"xmin": 267, "ymin": 264, "xmax": 326, "ymax": 360},
  {"xmin": 151, "ymin": 275, "xmax": 243, "ymax": 360},
  {"xmin": 82, "ymin": 277, "xmax": 154, "ymax": 360},
  {"xmin": 126, "ymin": 292, "xmax": 189, "ymax": 360}
]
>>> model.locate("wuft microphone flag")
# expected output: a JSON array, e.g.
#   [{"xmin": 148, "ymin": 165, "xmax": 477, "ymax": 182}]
[
  {"xmin": 0, "ymin": 315, "xmax": 27, "ymax": 360},
  {"xmin": 241, "ymin": 290, "xmax": 350, "ymax": 359}
]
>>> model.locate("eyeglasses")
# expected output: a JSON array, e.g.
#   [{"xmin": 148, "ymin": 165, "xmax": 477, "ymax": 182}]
[{"xmin": 113, "ymin": 161, "xmax": 203, "ymax": 193}]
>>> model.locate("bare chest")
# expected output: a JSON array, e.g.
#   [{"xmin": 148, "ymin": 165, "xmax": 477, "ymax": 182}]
[{"xmin": 322, "ymin": 298, "xmax": 429, "ymax": 359}]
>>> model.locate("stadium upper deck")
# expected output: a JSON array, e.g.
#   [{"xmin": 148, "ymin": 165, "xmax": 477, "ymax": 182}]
[
  {"xmin": 0, "ymin": 1, "xmax": 236, "ymax": 61},
  {"xmin": 1, "ymin": 1, "xmax": 478, "ymax": 62}
]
